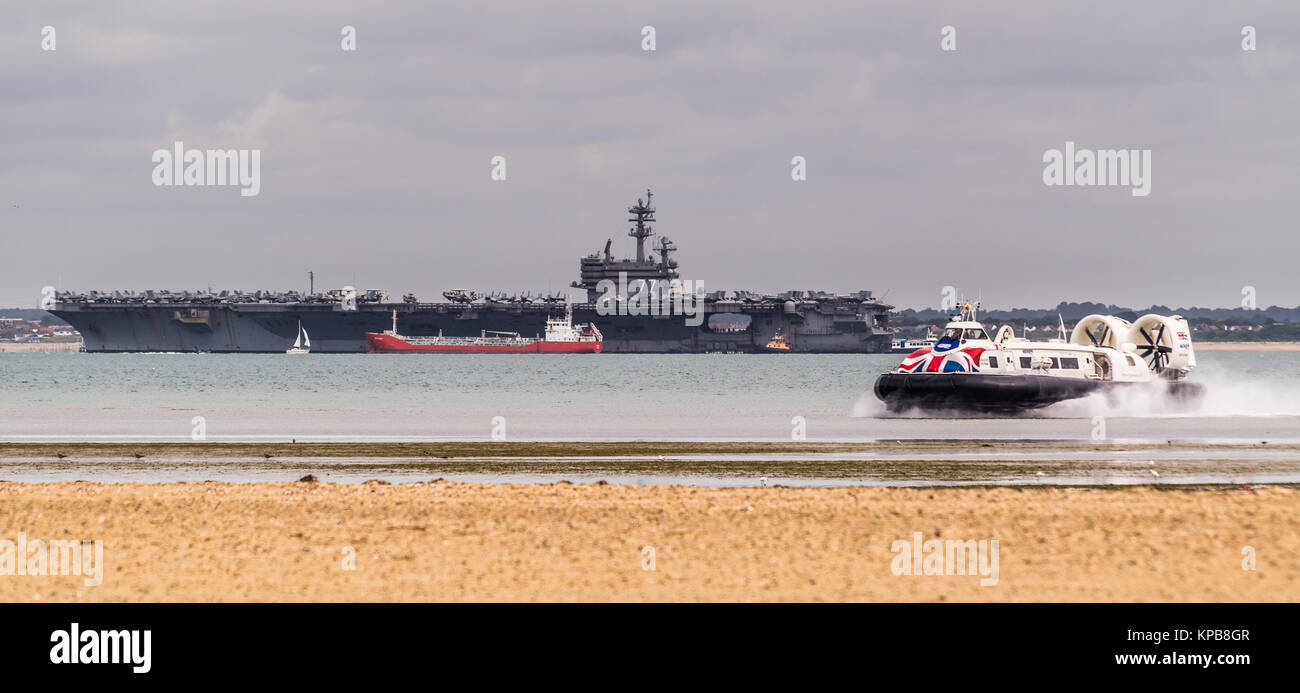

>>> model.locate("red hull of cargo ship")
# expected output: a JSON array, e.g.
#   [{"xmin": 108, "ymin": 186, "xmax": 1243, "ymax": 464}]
[{"xmin": 364, "ymin": 332, "xmax": 602, "ymax": 354}]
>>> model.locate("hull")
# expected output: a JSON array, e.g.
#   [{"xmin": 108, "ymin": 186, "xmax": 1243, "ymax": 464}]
[
  {"xmin": 51, "ymin": 301, "xmax": 892, "ymax": 354},
  {"xmin": 364, "ymin": 332, "xmax": 601, "ymax": 354},
  {"xmin": 874, "ymin": 373, "xmax": 1206, "ymax": 412}
]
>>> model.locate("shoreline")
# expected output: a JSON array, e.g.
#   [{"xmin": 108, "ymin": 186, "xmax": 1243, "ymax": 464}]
[
  {"xmin": 0, "ymin": 341, "xmax": 81, "ymax": 353},
  {"xmin": 1, "ymin": 340, "xmax": 1297, "ymax": 353},
  {"xmin": 0, "ymin": 481, "xmax": 1292, "ymax": 602},
  {"xmin": 1194, "ymin": 341, "xmax": 1300, "ymax": 352},
  {"xmin": 1, "ymin": 440, "xmax": 1294, "ymax": 457},
  {"xmin": 1, "ymin": 440, "xmax": 1295, "ymax": 487}
]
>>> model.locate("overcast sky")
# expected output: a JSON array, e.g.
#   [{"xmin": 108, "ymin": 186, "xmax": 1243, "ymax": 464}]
[{"xmin": 2, "ymin": 1, "xmax": 1298, "ymax": 310}]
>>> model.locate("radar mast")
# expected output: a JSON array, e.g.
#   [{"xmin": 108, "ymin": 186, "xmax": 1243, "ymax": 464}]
[{"xmin": 627, "ymin": 189, "xmax": 656, "ymax": 263}]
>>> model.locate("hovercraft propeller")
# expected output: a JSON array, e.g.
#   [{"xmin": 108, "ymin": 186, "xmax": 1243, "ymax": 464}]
[
  {"xmin": 1135, "ymin": 323, "xmax": 1173, "ymax": 372},
  {"xmin": 1087, "ymin": 322, "xmax": 1112, "ymax": 347}
]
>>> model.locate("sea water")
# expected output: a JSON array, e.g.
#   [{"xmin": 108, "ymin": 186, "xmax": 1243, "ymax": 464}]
[{"xmin": 1, "ymin": 352, "xmax": 1298, "ymax": 442}]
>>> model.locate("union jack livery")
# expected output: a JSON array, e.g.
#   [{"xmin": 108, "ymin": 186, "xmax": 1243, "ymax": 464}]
[{"xmin": 897, "ymin": 345, "xmax": 986, "ymax": 373}]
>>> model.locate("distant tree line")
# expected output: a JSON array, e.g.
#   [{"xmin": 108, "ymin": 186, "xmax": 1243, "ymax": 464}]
[
  {"xmin": 896, "ymin": 302, "xmax": 1300, "ymax": 325},
  {"xmin": 893, "ymin": 302, "xmax": 1300, "ymax": 342},
  {"xmin": 0, "ymin": 309, "xmax": 71, "ymax": 325}
]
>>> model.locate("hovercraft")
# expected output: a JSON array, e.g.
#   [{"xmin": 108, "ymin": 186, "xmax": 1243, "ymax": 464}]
[{"xmin": 874, "ymin": 302, "xmax": 1204, "ymax": 412}]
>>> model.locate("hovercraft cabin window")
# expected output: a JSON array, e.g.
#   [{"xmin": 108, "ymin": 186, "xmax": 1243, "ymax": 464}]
[
  {"xmin": 1018, "ymin": 356, "xmax": 1079, "ymax": 369},
  {"xmin": 987, "ymin": 356, "xmax": 999, "ymax": 368}
]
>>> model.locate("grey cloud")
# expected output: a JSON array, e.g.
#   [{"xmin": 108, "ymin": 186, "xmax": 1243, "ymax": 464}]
[{"xmin": 1, "ymin": 1, "xmax": 1297, "ymax": 310}]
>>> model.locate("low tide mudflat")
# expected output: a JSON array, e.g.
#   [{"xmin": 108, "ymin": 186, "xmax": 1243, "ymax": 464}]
[{"xmin": 0, "ymin": 441, "xmax": 1296, "ymax": 486}]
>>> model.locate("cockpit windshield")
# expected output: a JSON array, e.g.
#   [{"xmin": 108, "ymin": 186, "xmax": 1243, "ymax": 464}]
[{"xmin": 942, "ymin": 327, "xmax": 987, "ymax": 340}]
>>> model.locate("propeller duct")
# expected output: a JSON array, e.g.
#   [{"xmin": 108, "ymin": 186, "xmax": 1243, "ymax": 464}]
[
  {"xmin": 1068, "ymin": 314, "xmax": 1132, "ymax": 350},
  {"xmin": 1128, "ymin": 314, "xmax": 1196, "ymax": 375}
]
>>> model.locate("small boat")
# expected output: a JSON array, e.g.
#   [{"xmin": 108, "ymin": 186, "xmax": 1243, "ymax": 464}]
[
  {"xmin": 874, "ymin": 302, "xmax": 1204, "ymax": 412},
  {"xmin": 366, "ymin": 304, "xmax": 602, "ymax": 353},
  {"xmin": 763, "ymin": 330, "xmax": 792, "ymax": 352},
  {"xmin": 286, "ymin": 321, "xmax": 311, "ymax": 354},
  {"xmin": 890, "ymin": 336, "xmax": 938, "ymax": 353}
]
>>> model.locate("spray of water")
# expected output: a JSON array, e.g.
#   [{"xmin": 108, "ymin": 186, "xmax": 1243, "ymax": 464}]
[
  {"xmin": 852, "ymin": 392, "xmax": 888, "ymax": 418},
  {"xmin": 1043, "ymin": 361, "xmax": 1300, "ymax": 418}
]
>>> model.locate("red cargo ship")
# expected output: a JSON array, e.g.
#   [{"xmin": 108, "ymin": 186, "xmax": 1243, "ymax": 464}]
[{"xmin": 365, "ymin": 306, "xmax": 602, "ymax": 353}]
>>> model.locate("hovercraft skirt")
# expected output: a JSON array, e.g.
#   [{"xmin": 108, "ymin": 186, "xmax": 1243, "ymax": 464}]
[{"xmin": 873, "ymin": 373, "xmax": 1205, "ymax": 412}]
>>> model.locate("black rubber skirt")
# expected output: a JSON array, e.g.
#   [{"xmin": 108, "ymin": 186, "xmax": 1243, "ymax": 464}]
[{"xmin": 873, "ymin": 373, "xmax": 1205, "ymax": 413}]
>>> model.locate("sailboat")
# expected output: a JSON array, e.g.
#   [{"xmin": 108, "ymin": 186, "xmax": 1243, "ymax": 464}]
[{"xmin": 286, "ymin": 321, "xmax": 311, "ymax": 355}]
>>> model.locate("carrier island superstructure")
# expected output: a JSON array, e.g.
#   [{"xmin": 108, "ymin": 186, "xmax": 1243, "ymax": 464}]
[{"xmin": 49, "ymin": 191, "xmax": 894, "ymax": 353}]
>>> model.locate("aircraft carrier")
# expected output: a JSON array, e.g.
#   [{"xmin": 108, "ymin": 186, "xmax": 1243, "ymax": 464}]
[{"xmin": 49, "ymin": 191, "xmax": 894, "ymax": 353}]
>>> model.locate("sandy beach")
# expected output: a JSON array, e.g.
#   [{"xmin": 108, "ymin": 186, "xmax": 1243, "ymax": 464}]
[
  {"xmin": 1193, "ymin": 341, "xmax": 1300, "ymax": 352},
  {"xmin": 0, "ymin": 481, "xmax": 1294, "ymax": 602}
]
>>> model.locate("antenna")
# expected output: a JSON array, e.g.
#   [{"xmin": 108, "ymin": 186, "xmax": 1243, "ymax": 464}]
[{"xmin": 309, "ymin": 271, "xmax": 314, "ymax": 296}]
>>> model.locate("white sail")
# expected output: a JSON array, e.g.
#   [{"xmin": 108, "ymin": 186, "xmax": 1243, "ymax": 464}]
[
  {"xmin": 292, "ymin": 321, "xmax": 302, "ymax": 349},
  {"xmin": 302, "ymin": 326, "xmax": 310, "ymax": 349}
]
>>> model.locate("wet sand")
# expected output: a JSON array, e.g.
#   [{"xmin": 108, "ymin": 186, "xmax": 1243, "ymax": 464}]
[
  {"xmin": 0, "ymin": 481, "xmax": 1294, "ymax": 602},
  {"xmin": 2, "ymin": 441, "xmax": 1298, "ymax": 486}
]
